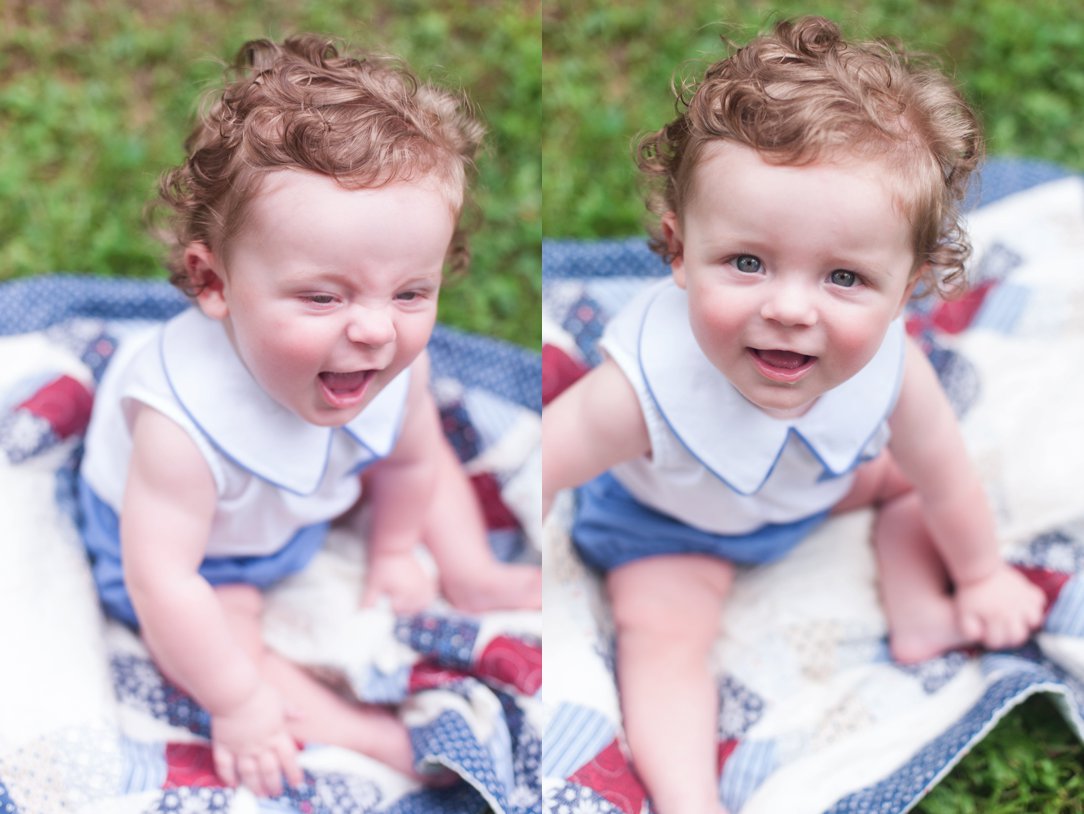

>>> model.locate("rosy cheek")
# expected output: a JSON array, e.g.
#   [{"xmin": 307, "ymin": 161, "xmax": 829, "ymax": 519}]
[
  {"xmin": 830, "ymin": 323, "xmax": 883, "ymax": 371},
  {"xmin": 694, "ymin": 295, "xmax": 742, "ymax": 338}
]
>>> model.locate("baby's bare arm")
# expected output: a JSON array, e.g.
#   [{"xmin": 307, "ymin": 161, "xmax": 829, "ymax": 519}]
[
  {"xmin": 542, "ymin": 358, "xmax": 651, "ymax": 517},
  {"xmin": 888, "ymin": 340, "xmax": 1002, "ymax": 580},
  {"xmin": 361, "ymin": 354, "xmax": 441, "ymax": 553},
  {"xmin": 122, "ymin": 405, "xmax": 301, "ymax": 795},
  {"xmin": 358, "ymin": 354, "xmax": 442, "ymax": 611},
  {"xmin": 888, "ymin": 339, "xmax": 1044, "ymax": 644}
]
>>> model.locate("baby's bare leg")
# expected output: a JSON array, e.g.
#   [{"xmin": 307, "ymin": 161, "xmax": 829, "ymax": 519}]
[
  {"xmin": 422, "ymin": 435, "xmax": 541, "ymax": 612},
  {"xmin": 838, "ymin": 455, "xmax": 968, "ymax": 663},
  {"xmin": 214, "ymin": 585, "xmax": 437, "ymax": 784},
  {"xmin": 871, "ymin": 493, "xmax": 972, "ymax": 662},
  {"xmin": 607, "ymin": 555, "xmax": 734, "ymax": 814}
]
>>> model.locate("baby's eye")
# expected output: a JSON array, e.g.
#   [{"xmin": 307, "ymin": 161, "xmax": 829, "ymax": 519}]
[
  {"xmin": 733, "ymin": 255, "xmax": 762, "ymax": 274},
  {"xmin": 829, "ymin": 269, "xmax": 859, "ymax": 288},
  {"xmin": 305, "ymin": 293, "xmax": 337, "ymax": 305},
  {"xmin": 396, "ymin": 285, "xmax": 438, "ymax": 303}
]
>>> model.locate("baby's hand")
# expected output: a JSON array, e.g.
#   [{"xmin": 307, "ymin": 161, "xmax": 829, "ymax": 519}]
[
  {"xmin": 362, "ymin": 550, "xmax": 437, "ymax": 614},
  {"xmin": 955, "ymin": 564, "xmax": 1046, "ymax": 651},
  {"xmin": 211, "ymin": 681, "xmax": 303, "ymax": 798}
]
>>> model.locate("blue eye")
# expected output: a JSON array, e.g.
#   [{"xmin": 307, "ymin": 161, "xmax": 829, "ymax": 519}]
[
  {"xmin": 830, "ymin": 269, "xmax": 859, "ymax": 287},
  {"xmin": 734, "ymin": 255, "xmax": 762, "ymax": 274}
]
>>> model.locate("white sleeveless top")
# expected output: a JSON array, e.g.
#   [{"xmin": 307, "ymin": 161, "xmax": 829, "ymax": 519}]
[
  {"xmin": 603, "ymin": 280, "xmax": 905, "ymax": 535},
  {"xmin": 80, "ymin": 307, "xmax": 409, "ymax": 558}
]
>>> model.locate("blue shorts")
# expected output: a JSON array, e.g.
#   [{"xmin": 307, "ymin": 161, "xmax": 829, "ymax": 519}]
[
  {"xmin": 78, "ymin": 477, "xmax": 329, "ymax": 628},
  {"xmin": 572, "ymin": 472, "xmax": 829, "ymax": 572}
]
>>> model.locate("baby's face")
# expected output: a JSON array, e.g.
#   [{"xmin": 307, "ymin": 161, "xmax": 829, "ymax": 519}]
[
  {"xmin": 665, "ymin": 141, "xmax": 917, "ymax": 418},
  {"xmin": 194, "ymin": 169, "xmax": 455, "ymax": 426}
]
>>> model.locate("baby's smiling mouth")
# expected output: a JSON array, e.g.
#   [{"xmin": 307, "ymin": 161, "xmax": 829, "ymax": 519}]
[
  {"xmin": 752, "ymin": 348, "xmax": 815, "ymax": 370},
  {"xmin": 318, "ymin": 370, "xmax": 374, "ymax": 406},
  {"xmin": 748, "ymin": 348, "xmax": 818, "ymax": 383},
  {"xmin": 319, "ymin": 370, "xmax": 372, "ymax": 392}
]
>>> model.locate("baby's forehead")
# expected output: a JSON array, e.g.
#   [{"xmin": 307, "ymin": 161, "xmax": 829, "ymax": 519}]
[
  {"xmin": 700, "ymin": 138, "xmax": 928, "ymax": 212},
  {"xmin": 685, "ymin": 141, "xmax": 905, "ymax": 200},
  {"xmin": 238, "ymin": 168, "xmax": 462, "ymax": 226},
  {"xmin": 257, "ymin": 167, "xmax": 456, "ymax": 198}
]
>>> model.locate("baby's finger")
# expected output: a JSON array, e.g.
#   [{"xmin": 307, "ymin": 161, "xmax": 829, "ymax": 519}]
[
  {"xmin": 958, "ymin": 610, "xmax": 983, "ymax": 643},
  {"xmin": 1027, "ymin": 601, "xmax": 1046, "ymax": 630},
  {"xmin": 212, "ymin": 744, "xmax": 238, "ymax": 787},
  {"xmin": 1026, "ymin": 591, "xmax": 1047, "ymax": 628},
  {"xmin": 985, "ymin": 617, "xmax": 1024, "ymax": 651},
  {"xmin": 274, "ymin": 736, "xmax": 305, "ymax": 790},
  {"xmin": 256, "ymin": 750, "xmax": 284, "ymax": 798},
  {"xmin": 236, "ymin": 753, "xmax": 263, "ymax": 796},
  {"xmin": 982, "ymin": 621, "xmax": 1006, "ymax": 651},
  {"xmin": 1007, "ymin": 614, "xmax": 1035, "ymax": 648}
]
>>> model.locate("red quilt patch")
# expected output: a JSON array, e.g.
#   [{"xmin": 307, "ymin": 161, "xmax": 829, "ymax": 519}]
[
  {"xmin": 164, "ymin": 742, "xmax": 221, "ymax": 788},
  {"xmin": 568, "ymin": 739, "xmax": 646, "ymax": 814},
  {"xmin": 543, "ymin": 344, "xmax": 589, "ymax": 406},
  {"xmin": 471, "ymin": 472, "xmax": 520, "ymax": 531},
  {"xmin": 17, "ymin": 374, "xmax": 93, "ymax": 438},
  {"xmin": 476, "ymin": 635, "xmax": 542, "ymax": 695}
]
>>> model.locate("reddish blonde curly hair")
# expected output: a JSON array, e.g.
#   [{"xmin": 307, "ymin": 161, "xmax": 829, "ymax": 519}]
[
  {"xmin": 155, "ymin": 34, "xmax": 485, "ymax": 295},
  {"xmin": 637, "ymin": 16, "xmax": 983, "ymax": 296}
]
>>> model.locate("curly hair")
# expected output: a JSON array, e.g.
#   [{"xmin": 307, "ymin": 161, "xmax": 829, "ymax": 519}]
[
  {"xmin": 155, "ymin": 34, "xmax": 485, "ymax": 294},
  {"xmin": 636, "ymin": 16, "xmax": 983, "ymax": 296}
]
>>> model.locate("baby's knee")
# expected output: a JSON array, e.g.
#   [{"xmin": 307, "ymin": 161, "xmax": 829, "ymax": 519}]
[
  {"xmin": 835, "ymin": 451, "xmax": 913, "ymax": 514},
  {"xmin": 610, "ymin": 590, "xmax": 719, "ymax": 650}
]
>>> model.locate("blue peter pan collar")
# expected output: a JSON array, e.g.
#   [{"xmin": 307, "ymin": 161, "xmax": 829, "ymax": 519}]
[
  {"xmin": 638, "ymin": 283, "xmax": 905, "ymax": 496},
  {"xmin": 159, "ymin": 308, "xmax": 409, "ymax": 495}
]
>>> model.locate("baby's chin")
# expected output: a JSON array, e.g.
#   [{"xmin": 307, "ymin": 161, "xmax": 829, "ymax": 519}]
[
  {"xmin": 733, "ymin": 381, "xmax": 822, "ymax": 419},
  {"xmin": 272, "ymin": 390, "xmax": 373, "ymax": 429},
  {"xmin": 750, "ymin": 397, "xmax": 819, "ymax": 420}
]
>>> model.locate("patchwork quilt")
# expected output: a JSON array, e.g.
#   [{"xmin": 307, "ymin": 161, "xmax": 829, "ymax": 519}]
[
  {"xmin": 541, "ymin": 159, "xmax": 1084, "ymax": 814},
  {"xmin": 0, "ymin": 279, "xmax": 542, "ymax": 814}
]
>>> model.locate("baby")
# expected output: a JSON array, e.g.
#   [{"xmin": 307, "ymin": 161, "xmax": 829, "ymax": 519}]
[
  {"xmin": 79, "ymin": 35, "xmax": 540, "ymax": 797},
  {"xmin": 542, "ymin": 17, "xmax": 1045, "ymax": 814}
]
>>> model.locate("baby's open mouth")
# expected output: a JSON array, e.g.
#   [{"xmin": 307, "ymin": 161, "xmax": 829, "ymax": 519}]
[
  {"xmin": 318, "ymin": 370, "xmax": 374, "ymax": 407},
  {"xmin": 752, "ymin": 349, "xmax": 815, "ymax": 371},
  {"xmin": 319, "ymin": 370, "xmax": 372, "ymax": 393}
]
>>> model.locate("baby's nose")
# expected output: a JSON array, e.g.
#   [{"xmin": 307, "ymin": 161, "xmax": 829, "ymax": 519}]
[{"xmin": 345, "ymin": 303, "xmax": 396, "ymax": 346}]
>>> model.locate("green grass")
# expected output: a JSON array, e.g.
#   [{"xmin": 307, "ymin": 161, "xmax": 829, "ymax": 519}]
[
  {"xmin": 543, "ymin": 2, "xmax": 1084, "ymax": 811},
  {"xmin": 542, "ymin": 0, "xmax": 1084, "ymax": 239},
  {"xmin": 0, "ymin": 0, "xmax": 540, "ymax": 347},
  {"xmin": 920, "ymin": 695, "xmax": 1084, "ymax": 814}
]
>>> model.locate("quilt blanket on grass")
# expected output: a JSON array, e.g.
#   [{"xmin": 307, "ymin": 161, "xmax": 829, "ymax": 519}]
[
  {"xmin": 540, "ymin": 159, "xmax": 1084, "ymax": 814},
  {"xmin": 0, "ymin": 279, "xmax": 542, "ymax": 814}
]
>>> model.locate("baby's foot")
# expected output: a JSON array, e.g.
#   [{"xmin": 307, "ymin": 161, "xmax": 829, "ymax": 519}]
[
  {"xmin": 886, "ymin": 597, "xmax": 970, "ymax": 664},
  {"xmin": 442, "ymin": 562, "xmax": 542, "ymax": 613},
  {"xmin": 362, "ymin": 551, "xmax": 438, "ymax": 615},
  {"xmin": 358, "ymin": 708, "xmax": 458, "ymax": 787}
]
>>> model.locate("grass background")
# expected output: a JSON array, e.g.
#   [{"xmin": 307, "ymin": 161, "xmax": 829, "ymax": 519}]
[
  {"xmin": 544, "ymin": 2, "xmax": 1084, "ymax": 812},
  {"xmin": 0, "ymin": 0, "xmax": 540, "ymax": 347},
  {"xmin": 542, "ymin": 0, "xmax": 1084, "ymax": 238}
]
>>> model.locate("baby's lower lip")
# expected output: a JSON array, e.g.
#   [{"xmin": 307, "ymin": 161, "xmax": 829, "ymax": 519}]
[
  {"xmin": 748, "ymin": 348, "xmax": 817, "ymax": 382},
  {"xmin": 319, "ymin": 370, "xmax": 373, "ymax": 407}
]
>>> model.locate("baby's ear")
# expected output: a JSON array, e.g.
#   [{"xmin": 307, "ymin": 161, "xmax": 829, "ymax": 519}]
[
  {"xmin": 184, "ymin": 243, "xmax": 229, "ymax": 320},
  {"xmin": 897, "ymin": 264, "xmax": 927, "ymax": 316},
  {"xmin": 661, "ymin": 212, "xmax": 686, "ymax": 288}
]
